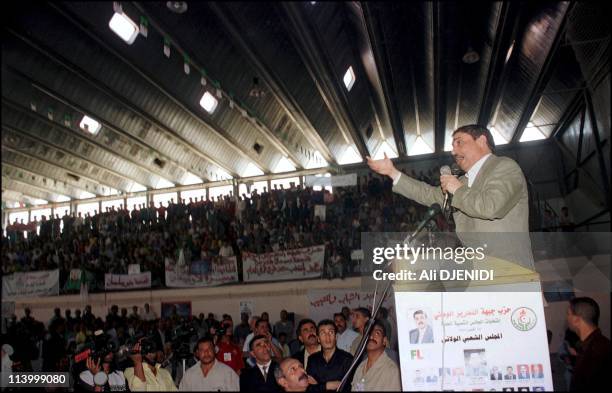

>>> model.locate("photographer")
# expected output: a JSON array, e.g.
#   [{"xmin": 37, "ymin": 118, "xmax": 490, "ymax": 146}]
[
  {"xmin": 124, "ymin": 339, "xmax": 177, "ymax": 391},
  {"xmin": 216, "ymin": 318, "xmax": 244, "ymax": 375},
  {"xmin": 79, "ymin": 352, "xmax": 127, "ymax": 391}
]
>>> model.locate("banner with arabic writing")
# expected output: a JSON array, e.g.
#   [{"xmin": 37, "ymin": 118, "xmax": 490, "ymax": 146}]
[
  {"xmin": 2, "ymin": 269, "xmax": 59, "ymax": 299},
  {"xmin": 307, "ymin": 288, "xmax": 396, "ymax": 323},
  {"xmin": 104, "ymin": 272, "xmax": 151, "ymax": 291},
  {"xmin": 243, "ymin": 245, "xmax": 325, "ymax": 282},
  {"xmin": 394, "ymin": 283, "xmax": 553, "ymax": 391},
  {"xmin": 165, "ymin": 256, "xmax": 238, "ymax": 287}
]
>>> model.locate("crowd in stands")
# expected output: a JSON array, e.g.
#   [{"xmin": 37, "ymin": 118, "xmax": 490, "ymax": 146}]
[{"xmin": 2, "ymin": 171, "xmax": 438, "ymax": 291}]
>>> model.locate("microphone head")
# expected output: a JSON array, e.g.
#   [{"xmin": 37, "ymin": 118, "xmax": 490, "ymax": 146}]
[
  {"xmin": 429, "ymin": 203, "xmax": 442, "ymax": 216},
  {"xmin": 440, "ymin": 165, "xmax": 452, "ymax": 176},
  {"xmin": 94, "ymin": 371, "xmax": 108, "ymax": 386}
]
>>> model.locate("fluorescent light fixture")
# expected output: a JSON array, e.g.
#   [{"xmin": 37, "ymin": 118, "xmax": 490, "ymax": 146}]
[
  {"xmin": 182, "ymin": 172, "xmax": 203, "ymax": 185},
  {"xmin": 55, "ymin": 195, "xmax": 70, "ymax": 203},
  {"xmin": 79, "ymin": 115, "xmax": 102, "ymax": 135},
  {"xmin": 79, "ymin": 191, "xmax": 96, "ymax": 199},
  {"xmin": 527, "ymin": 122, "xmax": 535, "ymax": 128},
  {"xmin": 408, "ymin": 135, "xmax": 434, "ymax": 156},
  {"xmin": 243, "ymin": 162, "xmax": 264, "ymax": 177},
  {"xmin": 273, "ymin": 156, "xmax": 296, "ymax": 173},
  {"xmin": 130, "ymin": 182, "xmax": 147, "ymax": 192},
  {"xmin": 338, "ymin": 145, "xmax": 362, "ymax": 165},
  {"xmin": 154, "ymin": 178, "xmax": 175, "ymax": 189},
  {"xmin": 489, "ymin": 126, "xmax": 508, "ymax": 145},
  {"xmin": 373, "ymin": 141, "xmax": 398, "ymax": 160},
  {"xmin": 108, "ymin": 12, "xmax": 139, "ymax": 44},
  {"xmin": 505, "ymin": 41, "xmax": 515, "ymax": 64},
  {"xmin": 520, "ymin": 126, "xmax": 546, "ymax": 142},
  {"xmin": 343, "ymin": 66, "xmax": 356, "ymax": 91},
  {"xmin": 199, "ymin": 92, "xmax": 218, "ymax": 113},
  {"xmin": 305, "ymin": 150, "xmax": 328, "ymax": 169}
]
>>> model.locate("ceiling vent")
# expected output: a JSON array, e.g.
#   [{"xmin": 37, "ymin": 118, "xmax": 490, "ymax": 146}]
[{"xmin": 253, "ymin": 142, "xmax": 264, "ymax": 155}]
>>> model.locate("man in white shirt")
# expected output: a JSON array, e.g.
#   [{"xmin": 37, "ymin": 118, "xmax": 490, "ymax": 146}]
[
  {"xmin": 334, "ymin": 313, "xmax": 358, "ymax": 353},
  {"xmin": 351, "ymin": 321, "xmax": 401, "ymax": 391},
  {"xmin": 179, "ymin": 336, "xmax": 239, "ymax": 391},
  {"xmin": 142, "ymin": 303, "xmax": 157, "ymax": 321}
]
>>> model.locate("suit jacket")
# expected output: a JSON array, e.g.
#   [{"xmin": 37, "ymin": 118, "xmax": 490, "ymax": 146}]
[
  {"xmin": 409, "ymin": 325, "xmax": 434, "ymax": 344},
  {"xmin": 240, "ymin": 361, "xmax": 282, "ymax": 392},
  {"xmin": 393, "ymin": 154, "xmax": 534, "ymax": 268}
]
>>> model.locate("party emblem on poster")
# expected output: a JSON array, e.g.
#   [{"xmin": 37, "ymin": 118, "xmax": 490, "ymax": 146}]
[{"xmin": 511, "ymin": 307, "xmax": 537, "ymax": 331}]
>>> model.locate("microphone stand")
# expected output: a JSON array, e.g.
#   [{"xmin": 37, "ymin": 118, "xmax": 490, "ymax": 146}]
[{"xmin": 336, "ymin": 204, "xmax": 441, "ymax": 391}]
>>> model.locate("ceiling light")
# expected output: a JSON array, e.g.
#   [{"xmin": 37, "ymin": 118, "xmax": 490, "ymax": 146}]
[
  {"xmin": 408, "ymin": 135, "xmax": 434, "ymax": 156},
  {"xmin": 55, "ymin": 195, "xmax": 70, "ymax": 203},
  {"xmin": 166, "ymin": 1, "xmax": 188, "ymax": 14},
  {"xmin": 343, "ymin": 66, "xmax": 356, "ymax": 91},
  {"xmin": 79, "ymin": 115, "xmax": 102, "ymax": 135},
  {"xmin": 520, "ymin": 126, "xmax": 546, "ymax": 142},
  {"xmin": 505, "ymin": 41, "xmax": 515, "ymax": 64},
  {"xmin": 338, "ymin": 145, "xmax": 362, "ymax": 165},
  {"xmin": 182, "ymin": 172, "xmax": 203, "ymax": 185},
  {"xmin": 273, "ymin": 156, "xmax": 296, "ymax": 173},
  {"xmin": 462, "ymin": 46, "xmax": 480, "ymax": 64},
  {"xmin": 154, "ymin": 178, "xmax": 175, "ymax": 189},
  {"xmin": 199, "ymin": 91, "xmax": 218, "ymax": 113},
  {"xmin": 108, "ymin": 12, "xmax": 140, "ymax": 45},
  {"xmin": 243, "ymin": 162, "xmax": 264, "ymax": 177},
  {"xmin": 489, "ymin": 126, "xmax": 508, "ymax": 145},
  {"xmin": 373, "ymin": 141, "xmax": 398, "ymax": 160}
]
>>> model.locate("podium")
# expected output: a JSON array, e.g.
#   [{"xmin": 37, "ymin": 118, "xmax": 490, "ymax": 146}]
[{"xmin": 391, "ymin": 255, "xmax": 553, "ymax": 391}]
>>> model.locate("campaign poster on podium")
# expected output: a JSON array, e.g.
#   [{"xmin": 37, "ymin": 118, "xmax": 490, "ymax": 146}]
[{"xmin": 395, "ymin": 289, "xmax": 553, "ymax": 391}]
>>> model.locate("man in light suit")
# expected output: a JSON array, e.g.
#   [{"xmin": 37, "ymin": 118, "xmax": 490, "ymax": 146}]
[
  {"xmin": 367, "ymin": 124, "xmax": 534, "ymax": 268},
  {"xmin": 409, "ymin": 310, "xmax": 434, "ymax": 344}
]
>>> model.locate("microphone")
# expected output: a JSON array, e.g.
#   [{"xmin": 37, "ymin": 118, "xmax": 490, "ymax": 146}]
[
  {"xmin": 403, "ymin": 203, "xmax": 442, "ymax": 246},
  {"xmin": 440, "ymin": 166, "xmax": 452, "ymax": 216}
]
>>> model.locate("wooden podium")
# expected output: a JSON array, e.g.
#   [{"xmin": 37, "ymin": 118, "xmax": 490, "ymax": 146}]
[{"xmin": 390, "ymin": 255, "xmax": 553, "ymax": 391}]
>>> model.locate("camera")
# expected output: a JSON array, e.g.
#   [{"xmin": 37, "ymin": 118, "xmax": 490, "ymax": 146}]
[
  {"xmin": 171, "ymin": 321, "xmax": 198, "ymax": 360},
  {"xmin": 74, "ymin": 330, "xmax": 117, "ymax": 363},
  {"xmin": 117, "ymin": 334, "xmax": 158, "ymax": 358}
]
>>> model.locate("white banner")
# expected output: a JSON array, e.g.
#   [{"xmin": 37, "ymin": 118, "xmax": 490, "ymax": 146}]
[
  {"xmin": 243, "ymin": 245, "xmax": 325, "ymax": 282},
  {"xmin": 395, "ymin": 283, "xmax": 553, "ymax": 391},
  {"xmin": 304, "ymin": 173, "xmax": 357, "ymax": 187},
  {"xmin": 2, "ymin": 269, "xmax": 59, "ymax": 299},
  {"xmin": 104, "ymin": 272, "xmax": 151, "ymax": 291},
  {"xmin": 307, "ymin": 289, "xmax": 396, "ymax": 324},
  {"xmin": 165, "ymin": 257, "xmax": 239, "ymax": 287}
]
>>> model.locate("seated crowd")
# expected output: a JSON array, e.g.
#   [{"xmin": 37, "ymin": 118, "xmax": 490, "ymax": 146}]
[
  {"xmin": 2, "ymin": 171, "xmax": 436, "ymax": 290},
  {"xmin": 1, "ymin": 304, "xmax": 401, "ymax": 391}
]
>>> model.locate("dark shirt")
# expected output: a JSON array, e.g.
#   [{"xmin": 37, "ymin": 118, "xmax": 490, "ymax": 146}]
[
  {"xmin": 571, "ymin": 328, "xmax": 611, "ymax": 391},
  {"xmin": 306, "ymin": 348, "xmax": 353, "ymax": 392}
]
